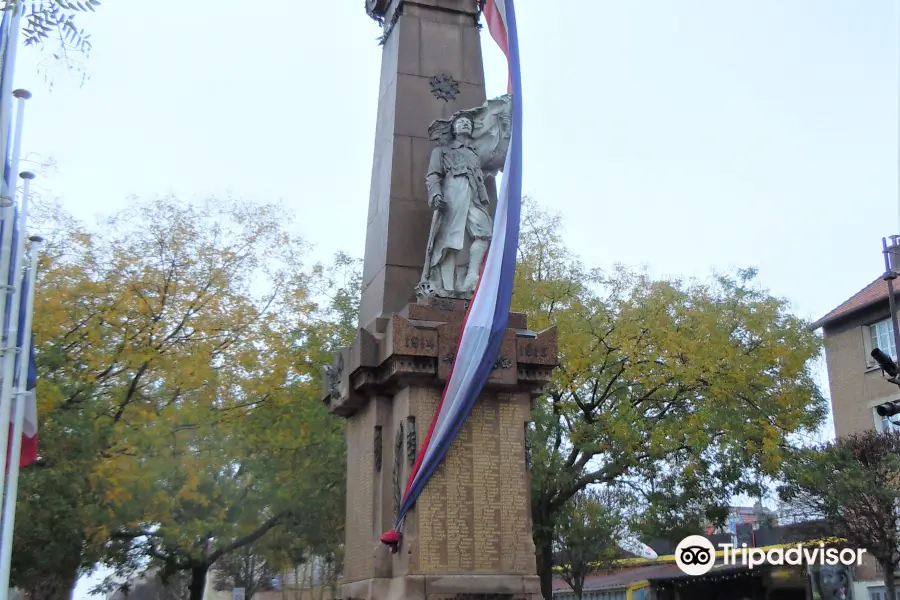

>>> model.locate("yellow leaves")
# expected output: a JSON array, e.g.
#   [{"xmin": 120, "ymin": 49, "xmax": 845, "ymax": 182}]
[
  {"xmin": 515, "ymin": 200, "xmax": 827, "ymax": 525},
  {"xmin": 24, "ymin": 196, "xmax": 357, "ymax": 567}
]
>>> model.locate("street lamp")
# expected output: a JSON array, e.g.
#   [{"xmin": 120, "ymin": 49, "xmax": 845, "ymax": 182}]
[{"xmin": 873, "ymin": 236, "xmax": 900, "ymax": 420}]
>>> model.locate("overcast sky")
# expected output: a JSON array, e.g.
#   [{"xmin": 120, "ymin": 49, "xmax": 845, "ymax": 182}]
[{"xmin": 6, "ymin": 0, "xmax": 896, "ymax": 596}]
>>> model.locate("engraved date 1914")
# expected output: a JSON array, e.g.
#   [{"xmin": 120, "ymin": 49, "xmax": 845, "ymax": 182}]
[{"xmin": 405, "ymin": 334, "xmax": 435, "ymax": 351}]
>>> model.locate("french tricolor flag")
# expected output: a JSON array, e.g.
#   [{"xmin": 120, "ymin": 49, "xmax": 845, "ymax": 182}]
[
  {"xmin": 381, "ymin": 0, "xmax": 523, "ymax": 548},
  {"xmin": 7, "ymin": 268, "xmax": 37, "ymax": 471}
]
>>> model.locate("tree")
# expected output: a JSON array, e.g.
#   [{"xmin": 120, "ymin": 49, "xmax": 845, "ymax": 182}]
[
  {"xmin": 554, "ymin": 486, "xmax": 630, "ymax": 600},
  {"xmin": 212, "ymin": 542, "xmax": 281, "ymax": 600},
  {"xmin": 3, "ymin": 0, "xmax": 96, "ymax": 82},
  {"xmin": 514, "ymin": 199, "xmax": 828, "ymax": 598},
  {"xmin": 107, "ymin": 569, "xmax": 191, "ymax": 600},
  {"xmin": 779, "ymin": 430, "xmax": 900, "ymax": 599},
  {"xmin": 15, "ymin": 197, "xmax": 354, "ymax": 600},
  {"xmin": 628, "ymin": 477, "xmax": 729, "ymax": 546}
]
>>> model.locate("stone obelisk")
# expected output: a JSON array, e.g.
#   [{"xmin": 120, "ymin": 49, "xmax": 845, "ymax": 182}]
[{"xmin": 323, "ymin": 3, "xmax": 557, "ymax": 600}]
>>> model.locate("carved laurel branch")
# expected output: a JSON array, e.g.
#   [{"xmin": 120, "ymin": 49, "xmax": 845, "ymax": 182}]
[
  {"xmin": 325, "ymin": 353, "xmax": 344, "ymax": 400},
  {"xmin": 377, "ymin": 2, "xmax": 402, "ymax": 45},
  {"xmin": 374, "ymin": 426, "xmax": 383, "ymax": 472},
  {"xmin": 393, "ymin": 422, "xmax": 404, "ymax": 518},
  {"xmin": 524, "ymin": 423, "xmax": 532, "ymax": 471},
  {"xmin": 406, "ymin": 418, "xmax": 417, "ymax": 466}
]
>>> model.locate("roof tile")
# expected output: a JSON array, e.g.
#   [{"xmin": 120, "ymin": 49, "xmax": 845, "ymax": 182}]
[{"xmin": 815, "ymin": 276, "xmax": 894, "ymax": 328}]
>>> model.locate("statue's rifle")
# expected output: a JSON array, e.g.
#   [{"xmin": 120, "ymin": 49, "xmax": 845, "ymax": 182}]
[{"xmin": 421, "ymin": 208, "xmax": 443, "ymax": 282}]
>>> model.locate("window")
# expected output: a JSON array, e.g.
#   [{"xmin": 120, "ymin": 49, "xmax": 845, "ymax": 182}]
[
  {"xmin": 875, "ymin": 409, "xmax": 900, "ymax": 434},
  {"xmin": 871, "ymin": 319, "xmax": 897, "ymax": 360},
  {"xmin": 874, "ymin": 561, "xmax": 900, "ymax": 576},
  {"xmin": 868, "ymin": 588, "xmax": 898, "ymax": 600}
]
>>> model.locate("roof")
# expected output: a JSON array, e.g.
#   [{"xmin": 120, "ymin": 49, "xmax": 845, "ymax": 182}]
[
  {"xmin": 648, "ymin": 562, "xmax": 764, "ymax": 582},
  {"xmin": 552, "ymin": 564, "xmax": 683, "ymax": 593},
  {"xmin": 552, "ymin": 561, "xmax": 772, "ymax": 595},
  {"xmin": 812, "ymin": 276, "xmax": 896, "ymax": 329}
]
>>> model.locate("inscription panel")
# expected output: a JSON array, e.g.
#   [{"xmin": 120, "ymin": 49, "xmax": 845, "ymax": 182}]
[
  {"xmin": 445, "ymin": 413, "xmax": 474, "ymax": 571},
  {"xmin": 414, "ymin": 391, "xmax": 531, "ymax": 575},
  {"xmin": 498, "ymin": 397, "xmax": 530, "ymax": 573},
  {"xmin": 417, "ymin": 390, "xmax": 447, "ymax": 571},
  {"xmin": 472, "ymin": 402, "xmax": 501, "ymax": 572},
  {"xmin": 344, "ymin": 408, "xmax": 375, "ymax": 581}
]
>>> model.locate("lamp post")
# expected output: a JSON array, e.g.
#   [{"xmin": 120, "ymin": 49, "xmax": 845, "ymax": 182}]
[{"xmin": 873, "ymin": 236, "xmax": 900, "ymax": 419}]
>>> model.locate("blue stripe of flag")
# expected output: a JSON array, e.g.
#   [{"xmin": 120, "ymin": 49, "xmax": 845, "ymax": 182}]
[{"xmin": 13, "ymin": 268, "xmax": 34, "ymax": 391}]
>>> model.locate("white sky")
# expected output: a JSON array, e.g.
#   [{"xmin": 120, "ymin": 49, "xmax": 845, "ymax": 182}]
[{"xmin": 7, "ymin": 0, "xmax": 896, "ymax": 596}]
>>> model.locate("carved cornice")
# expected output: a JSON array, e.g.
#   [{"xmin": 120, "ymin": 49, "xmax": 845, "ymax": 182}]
[
  {"xmin": 322, "ymin": 299, "xmax": 559, "ymax": 418},
  {"xmin": 370, "ymin": 0, "xmax": 483, "ymax": 45}
]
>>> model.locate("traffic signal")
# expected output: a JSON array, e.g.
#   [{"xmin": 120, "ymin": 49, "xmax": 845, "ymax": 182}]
[
  {"xmin": 876, "ymin": 401, "xmax": 900, "ymax": 417},
  {"xmin": 871, "ymin": 348, "xmax": 899, "ymax": 377}
]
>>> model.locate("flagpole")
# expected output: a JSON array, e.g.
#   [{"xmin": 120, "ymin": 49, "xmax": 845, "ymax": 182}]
[
  {"xmin": 0, "ymin": 88, "xmax": 30, "ymax": 338},
  {"xmin": 0, "ymin": 88, "xmax": 30, "ymax": 323},
  {"xmin": 0, "ymin": 90, "xmax": 28, "ymax": 511},
  {"xmin": 0, "ymin": 230, "xmax": 39, "ymax": 600},
  {"xmin": 0, "ymin": 1, "xmax": 23, "ymax": 188},
  {"xmin": 0, "ymin": 169, "xmax": 28, "ymax": 560}
]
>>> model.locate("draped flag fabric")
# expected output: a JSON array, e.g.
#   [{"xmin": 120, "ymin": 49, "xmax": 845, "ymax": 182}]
[
  {"xmin": 2, "ymin": 211, "xmax": 37, "ymax": 470},
  {"xmin": 380, "ymin": 0, "xmax": 523, "ymax": 549},
  {"xmin": 11, "ymin": 270, "xmax": 37, "ymax": 469}
]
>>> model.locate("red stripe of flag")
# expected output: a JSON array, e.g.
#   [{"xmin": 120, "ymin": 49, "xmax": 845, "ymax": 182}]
[{"xmin": 484, "ymin": 0, "xmax": 512, "ymax": 93}]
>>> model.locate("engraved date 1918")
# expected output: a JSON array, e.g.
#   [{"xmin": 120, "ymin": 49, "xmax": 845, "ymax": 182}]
[{"xmin": 520, "ymin": 343, "xmax": 549, "ymax": 359}]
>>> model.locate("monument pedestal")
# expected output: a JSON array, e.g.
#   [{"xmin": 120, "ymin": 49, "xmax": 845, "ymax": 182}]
[{"xmin": 324, "ymin": 298, "xmax": 556, "ymax": 600}]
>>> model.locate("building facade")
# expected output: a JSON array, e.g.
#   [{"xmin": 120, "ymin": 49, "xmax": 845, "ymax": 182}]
[
  {"xmin": 815, "ymin": 276, "xmax": 900, "ymax": 437},
  {"xmin": 814, "ymin": 276, "xmax": 900, "ymax": 598}
]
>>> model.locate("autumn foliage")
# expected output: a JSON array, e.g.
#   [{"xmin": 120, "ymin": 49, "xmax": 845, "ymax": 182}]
[
  {"xmin": 14, "ymin": 197, "xmax": 355, "ymax": 600},
  {"xmin": 514, "ymin": 199, "xmax": 827, "ymax": 597}
]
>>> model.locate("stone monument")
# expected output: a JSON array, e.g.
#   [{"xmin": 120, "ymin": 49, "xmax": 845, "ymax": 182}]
[{"xmin": 322, "ymin": 3, "xmax": 557, "ymax": 600}]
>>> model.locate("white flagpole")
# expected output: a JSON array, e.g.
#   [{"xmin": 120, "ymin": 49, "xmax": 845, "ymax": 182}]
[
  {"xmin": 0, "ymin": 230, "xmax": 39, "ymax": 600},
  {"xmin": 0, "ymin": 2, "xmax": 23, "ymax": 189},
  {"xmin": 0, "ymin": 90, "xmax": 28, "ymax": 509},
  {"xmin": 0, "ymin": 169, "xmax": 28, "ymax": 564},
  {"xmin": 0, "ymin": 88, "xmax": 29, "ymax": 340}
]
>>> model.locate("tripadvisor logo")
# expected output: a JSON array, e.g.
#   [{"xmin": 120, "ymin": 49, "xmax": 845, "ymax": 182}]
[
  {"xmin": 675, "ymin": 536, "xmax": 717, "ymax": 576},
  {"xmin": 675, "ymin": 535, "xmax": 867, "ymax": 576}
]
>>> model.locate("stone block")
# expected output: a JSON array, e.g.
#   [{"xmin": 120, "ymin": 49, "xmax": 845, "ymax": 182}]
[
  {"xmin": 419, "ymin": 18, "xmax": 465, "ymax": 83},
  {"xmin": 390, "ymin": 135, "xmax": 414, "ymax": 201},
  {"xmin": 397, "ymin": 15, "xmax": 422, "ymax": 77},
  {"xmin": 386, "ymin": 198, "xmax": 432, "ymax": 269},
  {"xmin": 461, "ymin": 25, "xmax": 485, "ymax": 86}
]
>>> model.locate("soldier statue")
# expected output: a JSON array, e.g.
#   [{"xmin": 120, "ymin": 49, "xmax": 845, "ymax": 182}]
[{"xmin": 417, "ymin": 95, "xmax": 512, "ymax": 298}]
